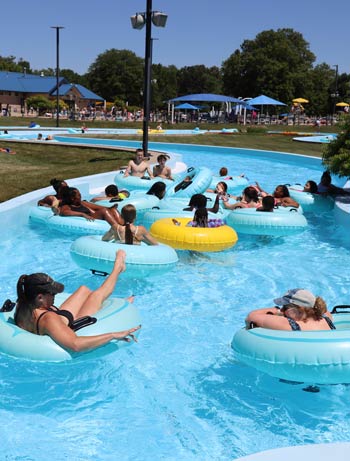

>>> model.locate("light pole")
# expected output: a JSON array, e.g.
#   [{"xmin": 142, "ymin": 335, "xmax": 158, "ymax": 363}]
[
  {"xmin": 51, "ymin": 26, "xmax": 64, "ymax": 127},
  {"xmin": 131, "ymin": 2, "xmax": 167, "ymax": 155},
  {"xmin": 332, "ymin": 64, "xmax": 339, "ymax": 124}
]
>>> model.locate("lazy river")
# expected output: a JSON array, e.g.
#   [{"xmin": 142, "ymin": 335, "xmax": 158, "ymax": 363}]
[{"xmin": 1, "ymin": 142, "xmax": 350, "ymax": 460}]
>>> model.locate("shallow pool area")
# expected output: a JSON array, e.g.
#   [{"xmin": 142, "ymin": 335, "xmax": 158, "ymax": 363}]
[{"xmin": 1, "ymin": 143, "xmax": 350, "ymax": 460}]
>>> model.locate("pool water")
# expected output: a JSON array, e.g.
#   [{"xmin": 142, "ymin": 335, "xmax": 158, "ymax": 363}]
[{"xmin": 1, "ymin": 145, "xmax": 350, "ymax": 460}]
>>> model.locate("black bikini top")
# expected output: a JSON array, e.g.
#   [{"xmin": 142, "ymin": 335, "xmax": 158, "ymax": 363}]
[{"xmin": 36, "ymin": 307, "xmax": 96, "ymax": 334}]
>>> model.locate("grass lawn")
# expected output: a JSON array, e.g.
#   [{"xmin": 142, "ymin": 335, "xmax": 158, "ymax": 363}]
[{"xmin": 0, "ymin": 119, "xmax": 327, "ymax": 202}]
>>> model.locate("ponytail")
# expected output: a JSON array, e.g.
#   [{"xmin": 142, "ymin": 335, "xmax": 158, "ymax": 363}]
[{"xmin": 124, "ymin": 222, "xmax": 134, "ymax": 245}]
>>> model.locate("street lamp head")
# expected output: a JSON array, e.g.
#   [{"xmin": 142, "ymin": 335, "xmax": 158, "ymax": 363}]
[
  {"xmin": 130, "ymin": 13, "xmax": 145, "ymax": 29},
  {"xmin": 151, "ymin": 11, "xmax": 168, "ymax": 27}
]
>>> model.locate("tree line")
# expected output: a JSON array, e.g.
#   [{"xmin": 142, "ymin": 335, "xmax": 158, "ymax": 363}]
[{"xmin": 1, "ymin": 28, "xmax": 349, "ymax": 115}]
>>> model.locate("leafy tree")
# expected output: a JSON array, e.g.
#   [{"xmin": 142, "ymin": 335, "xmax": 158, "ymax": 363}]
[
  {"xmin": 86, "ymin": 49, "xmax": 143, "ymax": 104},
  {"xmin": 26, "ymin": 95, "xmax": 54, "ymax": 115},
  {"xmin": 0, "ymin": 55, "xmax": 31, "ymax": 73},
  {"xmin": 222, "ymin": 28, "xmax": 315, "ymax": 103},
  {"xmin": 177, "ymin": 65, "xmax": 222, "ymax": 96},
  {"xmin": 152, "ymin": 64, "xmax": 178, "ymax": 109},
  {"xmin": 307, "ymin": 63, "xmax": 335, "ymax": 115},
  {"xmin": 322, "ymin": 115, "xmax": 350, "ymax": 177}
]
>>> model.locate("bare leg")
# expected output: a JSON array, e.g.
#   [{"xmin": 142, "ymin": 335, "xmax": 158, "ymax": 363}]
[
  {"xmin": 74, "ymin": 250, "xmax": 126, "ymax": 317},
  {"xmin": 58, "ymin": 285, "xmax": 93, "ymax": 317}
]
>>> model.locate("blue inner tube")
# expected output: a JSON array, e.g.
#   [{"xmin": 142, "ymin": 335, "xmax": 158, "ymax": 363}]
[
  {"xmin": 288, "ymin": 184, "xmax": 335, "ymax": 213},
  {"xmin": 226, "ymin": 206, "xmax": 307, "ymax": 236},
  {"xmin": 232, "ymin": 313, "xmax": 350, "ymax": 384},
  {"xmin": 0, "ymin": 293, "xmax": 141, "ymax": 362},
  {"xmin": 166, "ymin": 166, "xmax": 212, "ymax": 198},
  {"xmin": 70, "ymin": 235, "xmax": 178, "ymax": 277},
  {"xmin": 114, "ymin": 171, "xmax": 175, "ymax": 191}
]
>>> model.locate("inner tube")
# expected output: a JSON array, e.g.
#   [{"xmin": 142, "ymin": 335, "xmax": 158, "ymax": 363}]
[
  {"xmin": 114, "ymin": 171, "xmax": 175, "ymax": 191},
  {"xmin": 226, "ymin": 206, "xmax": 308, "ymax": 236},
  {"xmin": 232, "ymin": 312, "xmax": 350, "ymax": 384},
  {"xmin": 150, "ymin": 217, "xmax": 238, "ymax": 252},
  {"xmin": 288, "ymin": 184, "xmax": 334, "ymax": 213},
  {"xmin": 209, "ymin": 175, "xmax": 248, "ymax": 194},
  {"xmin": 70, "ymin": 235, "xmax": 178, "ymax": 277},
  {"xmin": 166, "ymin": 167, "xmax": 212, "ymax": 198},
  {"xmin": 0, "ymin": 293, "xmax": 141, "ymax": 362},
  {"xmin": 29, "ymin": 206, "xmax": 110, "ymax": 235}
]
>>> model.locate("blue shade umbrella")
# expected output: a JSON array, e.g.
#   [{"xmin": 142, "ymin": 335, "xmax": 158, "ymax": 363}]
[
  {"xmin": 248, "ymin": 95, "xmax": 286, "ymax": 106},
  {"xmin": 174, "ymin": 103, "xmax": 200, "ymax": 110}
]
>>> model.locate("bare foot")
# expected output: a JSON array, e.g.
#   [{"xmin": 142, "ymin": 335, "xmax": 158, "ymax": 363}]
[{"xmin": 126, "ymin": 295, "xmax": 135, "ymax": 303}]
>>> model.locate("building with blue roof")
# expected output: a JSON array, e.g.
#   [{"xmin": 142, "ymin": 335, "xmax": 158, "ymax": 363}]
[{"xmin": 0, "ymin": 70, "xmax": 103, "ymax": 115}]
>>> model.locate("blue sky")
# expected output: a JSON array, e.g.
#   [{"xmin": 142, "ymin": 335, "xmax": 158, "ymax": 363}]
[{"xmin": 1, "ymin": 0, "xmax": 349, "ymax": 80}]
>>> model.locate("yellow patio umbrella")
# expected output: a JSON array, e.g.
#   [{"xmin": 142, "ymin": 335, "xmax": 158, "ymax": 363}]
[
  {"xmin": 336, "ymin": 102, "xmax": 350, "ymax": 107},
  {"xmin": 292, "ymin": 97, "xmax": 309, "ymax": 103}
]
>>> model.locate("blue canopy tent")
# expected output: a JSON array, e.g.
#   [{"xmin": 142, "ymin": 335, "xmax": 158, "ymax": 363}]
[
  {"xmin": 248, "ymin": 95, "xmax": 286, "ymax": 123},
  {"xmin": 174, "ymin": 103, "xmax": 200, "ymax": 122},
  {"xmin": 168, "ymin": 93, "xmax": 245, "ymax": 123}
]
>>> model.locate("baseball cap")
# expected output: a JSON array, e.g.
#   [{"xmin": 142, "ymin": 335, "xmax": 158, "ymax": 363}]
[
  {"xmin": 24, "ymin": 273, "xmax": 64, "ymax": 295},
  {"xmin": 273, "ymin": 288, "xmax": 316, "ymax": 309}
]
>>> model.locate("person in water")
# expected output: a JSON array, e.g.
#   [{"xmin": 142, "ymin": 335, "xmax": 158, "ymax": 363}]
[
  {"xmin": 153, "ymin": 154, "xmax": 174, "ymax": 180},
  {"xmin": 102, "ymin": 204, "xmax": 158, "ymax": 245},
  {"xmin": 14, "ymin": 250, "xmax": 141, "ymax": 352},
  {"xmin": 124, "ymin": 149, "xmax": 153, "ymax": 178},
  {"xmin": 256, "ymin": 195, "xmax": 275, "ymax": 212},
  {"xmin": 60, "ymin": 187, "xmax": 123, "ymax": 226},
  {"xmin": 146, "ymin": 181, "xmax": 166, "ymax": 199},
  {"xmin": 245, "ymin": 288, "xmax": 335, "ymax": 331},
  {"xmin": 91, "ymin": 184, "xmax": 130, "ymax": 203},
  {"xmin": 37, "ymin": 178, "xmax": 68, "ymax": 210}
]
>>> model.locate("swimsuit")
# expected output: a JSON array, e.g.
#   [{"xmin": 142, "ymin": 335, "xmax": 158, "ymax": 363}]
[
  {"xmin": 113, "ymin": 224, "xmax": 142, "ymax": 245},
  {"xmin": 36, "ymin": 306, "xmax": 96, "ymax": 333},
  {"xmin": 286, "ymin": 315, "xmax": 336, "ymax": 331},
  {"xmin": 70, "ymin": 204, "xmax": 92, "ymax": 214}
]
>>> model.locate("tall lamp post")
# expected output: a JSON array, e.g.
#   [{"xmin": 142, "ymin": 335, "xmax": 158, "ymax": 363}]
[
  {"xmin": 51, "ymin": 26, "xmax": 64, "ymax": 128},
  {"xmin": 332, "ymin": 64, "xmax": 339, "ymax": 124},
  {"xmin": 131, "ymin": 2, "xmax": 167, "ymax": 155}
]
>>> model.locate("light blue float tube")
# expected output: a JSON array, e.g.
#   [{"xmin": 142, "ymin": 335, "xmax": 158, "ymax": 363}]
[
  {"xmin": 28, "ymin": 206, "xmax": 110, "ymax": 235},
  {"xmin": 165, "ymin": 166, "xmax": 212, "ymax": 198},
  {"xmin": 288, "ymin": 184, "xmax": 334, "ymax": 213},
  {"xmin": 226, "ymin": 206, "xmax": 307, "ymax": 236},
  {"xmin": 208, "ymin": 175, "xmax": 248, "ymax": 194},
  {"xmin": 114, "ymin": 171, "xmax": 175, "ymax": 191},
  {"xmin": 70, "ymin": 235, "xmax": 178, "ymax": 277},
  {"xmin": 0, "ymin": 293, "xmax": 141, "ymax": 362},
  {"xmin": 232, "ymin": 313, "xmax": 350, "ymax": 384}
]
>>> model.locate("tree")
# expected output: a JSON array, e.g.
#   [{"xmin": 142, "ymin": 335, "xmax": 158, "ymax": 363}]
[
  {"xmin": 86, "ymin": 49, "xmax": 143, "ymax": 104},
  {"xmin": 307, "ymin": 63, "xmax": 334, "ymax": 115},
  {"xmin": 152, "ymin": 64, "xmax": 178, "ymax": 109},
  {"xmin": 322, "ymin": 115, "xmax": 350, "ymax": 177},
  {"xmin": 177, "ymin": 65, "xmax": 222, "ymax": 96},
  {"xmin": 0, "ymin": 55, "xmax": 31, "ymax": 73},
  {"xmin": 26, "ymin": 95, "xmax": 54, "ymax": 115},
  {"xmin": 222, "ymin": 29, "xmax": 315, "ymax": 102}
]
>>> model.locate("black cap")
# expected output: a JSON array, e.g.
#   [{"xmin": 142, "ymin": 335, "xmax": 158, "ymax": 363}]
[{"xmin": 24, "ymin": 273, "xmax": 64, "ymax": 295}]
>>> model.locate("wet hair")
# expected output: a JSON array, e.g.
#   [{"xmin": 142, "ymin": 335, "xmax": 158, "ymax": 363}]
[
  {"xmin": 14, "ymin": 273, "xmax": 64, "ymax": 325},
  {"xmin": 105, "ymin": 184, "xmax": 119, "ymax": 197},
  {"xmin": 61, "ymin": 187, "xmax": 79, "ymax": 205},
  {"xmin": 243, "ymin": 186, "xmax": 259, "ymax": 203},
  {"xmin": 216, "ymin": 181, "xmax": 228, "ymax": 193},
  {"xmin": 219, "ymin": 167, "xmax": 228, "ymax": 176},
  {"xmin": 320, "ymin": 171, "xmax": 332, "ymax": 186},
  {"xmin": 157, "ymin": 154, "xmax": 168, "ymax": 162},
  {"xmin": 50, "ymin": 178, "xmax": 67, "ymax": 194},
  {"xmin": 274, "ymin": 185, "xmax": 290, "ymax": 198},
  {"xmin": 305, "ymin": 180, "xmax": 318, "ymax": 193},
  {"xmin": 193, "ymin": 208, "xmax": 208, "ymax": 227},
  {"xmin": 260, "ymin": 195, "xmax": 275, "ymax": 211},
  {"xmin": 188, "ymin": 194, "xmax": 207, "ymax": 209},
  {"xmin": 146, "ymin": 181, "xmax": 166, "ymax": 199},
  {"xmin": 121, "ymin": 204, "xmax": 137, "ymax": 245},
  {"xmin": 281, "ymin": 296, "xmax": 327, "ymax": 322}
]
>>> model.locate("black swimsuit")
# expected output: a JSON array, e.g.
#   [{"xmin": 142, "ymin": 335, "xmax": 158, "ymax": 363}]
[
  {"xmin": 286, "ymin": 315, "xmax": 336, "ymax": 331},
  {"xmin": 36, "ymin": 307, "xmax": 74, "ymax": 334},
  {"xmin": 70, "ymin": 203, "xmax": 92, "ymax": 214}
]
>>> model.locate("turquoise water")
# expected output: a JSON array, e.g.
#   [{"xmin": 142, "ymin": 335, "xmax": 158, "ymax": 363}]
[{"xmin": 1, "ymin": 144, "xmax": 350, "ymax": 460}]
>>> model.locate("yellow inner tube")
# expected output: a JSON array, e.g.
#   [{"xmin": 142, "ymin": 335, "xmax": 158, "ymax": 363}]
[{"xmin": 150, "ymin": 217, "xmax": 238, "ymax": 252}]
